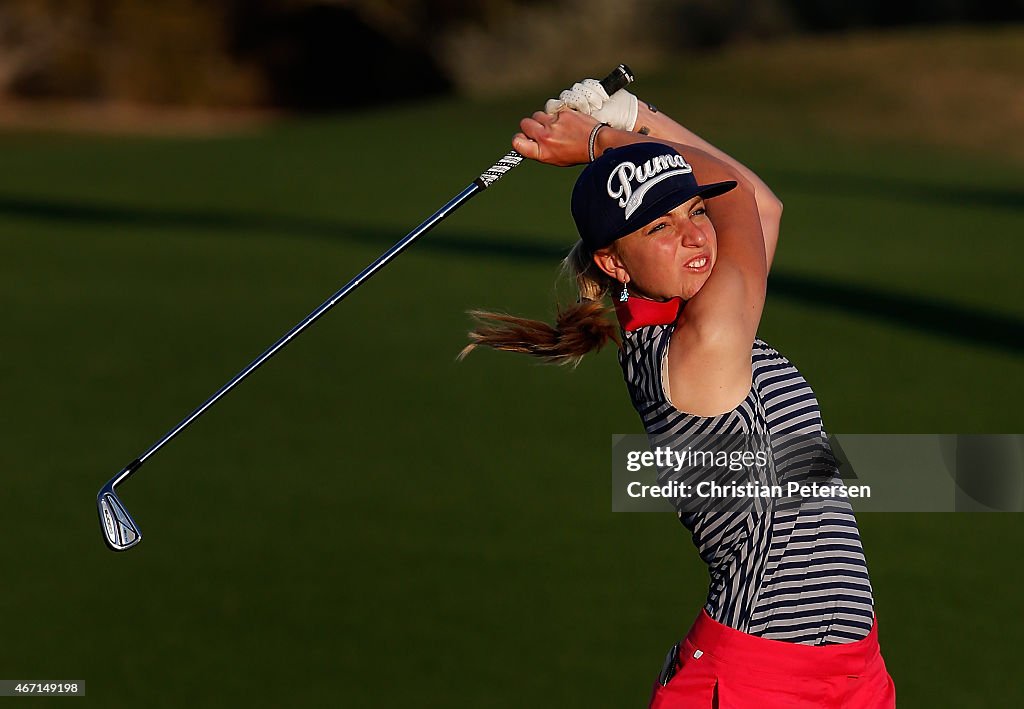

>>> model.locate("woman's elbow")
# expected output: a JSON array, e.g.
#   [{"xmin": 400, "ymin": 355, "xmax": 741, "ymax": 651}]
[
  {"xmin": 758, "ymin": 196, "xmax": 783, "ymax": 234},
  {"xmin": 762, "ymin": 195, "xmax": 783, "ymax": 218}
]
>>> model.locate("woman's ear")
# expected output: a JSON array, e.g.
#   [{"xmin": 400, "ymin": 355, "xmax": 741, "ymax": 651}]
[{"xmin": 593, "ymin": 246, "xmax": 629, "ymax": 283}]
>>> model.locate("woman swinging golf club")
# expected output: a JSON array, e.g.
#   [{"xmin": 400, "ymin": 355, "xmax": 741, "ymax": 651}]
[{"xmin": 461, "ymin": 79, "xmax": 897, "ymax": 707}]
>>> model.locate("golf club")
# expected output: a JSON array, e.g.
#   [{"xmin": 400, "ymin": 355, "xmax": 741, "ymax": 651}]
[{"xmin": 97, "ymin": 63, "xmax": 635, "ymax": 551}]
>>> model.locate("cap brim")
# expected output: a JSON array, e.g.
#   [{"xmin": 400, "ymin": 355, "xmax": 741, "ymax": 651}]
[
  {"xmin": 694, "ymin": 180, "xmax": 738, "ymax": 200},
  {"xmin": 601, "ymin": 179, "xmax": 739, "ymax": 246}
]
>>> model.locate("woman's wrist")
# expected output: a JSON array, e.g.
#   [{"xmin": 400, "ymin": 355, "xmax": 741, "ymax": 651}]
[
  {"xmin": 587, "ymin": 122, "xmax": 610, "ymax": 162},
  {"xmin": 583, "ymin": 104, "xmax": 657, "ymax": 160},
  {"xmin": 593, "ymin": 126, "xmax": 641, "ymax": 157}
]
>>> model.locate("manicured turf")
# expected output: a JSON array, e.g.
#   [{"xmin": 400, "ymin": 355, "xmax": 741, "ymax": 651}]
[{"xmin": 1, "ymin": 47, "xmax": 1021, "ymax": 707}]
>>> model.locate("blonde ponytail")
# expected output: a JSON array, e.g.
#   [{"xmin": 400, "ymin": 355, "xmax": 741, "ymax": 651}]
[{"xmin": 459, "ymin": 241, "xmax": 621, "ymax": 367}]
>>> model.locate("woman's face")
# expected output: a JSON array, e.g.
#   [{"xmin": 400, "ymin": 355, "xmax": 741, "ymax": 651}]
[{"xmin": 596, "ymin": 196, "xmax": 718, "ymax": 301}]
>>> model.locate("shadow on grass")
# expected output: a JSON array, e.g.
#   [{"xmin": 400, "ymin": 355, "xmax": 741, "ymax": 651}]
[
  {"xmin": 766, "ymin": 273, "xmax": 1022, "ymax": 354},
  {"xmin": 0, "ymin": 193, "xmax": 569, "ymax": 262},
  {"xmin": 773, "ymin": 170, "xmax": 1024, "ymax": 212},
  {"xmin": 2, "ymin": 193, "xmax": 1021, "ymax": 354}
]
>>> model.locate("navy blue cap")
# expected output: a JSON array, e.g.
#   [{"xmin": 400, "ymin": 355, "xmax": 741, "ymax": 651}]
[{"xmin": 571, "ymin": 142, "xmax": 737, "ymax": 251}]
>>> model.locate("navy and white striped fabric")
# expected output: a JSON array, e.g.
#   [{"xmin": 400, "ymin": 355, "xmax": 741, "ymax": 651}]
[{"xmin": 619, "ymin": 325, "xmax": 875, "ymax": 645}]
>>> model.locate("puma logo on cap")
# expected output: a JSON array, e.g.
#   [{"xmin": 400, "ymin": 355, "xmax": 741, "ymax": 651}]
[{"xmin": 606, "ymin": 154, "xmax": 693, "ymax": 218}]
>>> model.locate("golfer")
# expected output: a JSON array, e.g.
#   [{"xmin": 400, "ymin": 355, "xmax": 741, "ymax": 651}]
[{"xmin": 461, "ymin": 79, "xmax": 896, "ymax": 707}]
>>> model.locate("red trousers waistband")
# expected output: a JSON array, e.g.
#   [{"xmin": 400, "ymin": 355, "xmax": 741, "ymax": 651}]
[{"xmin": 684, "ymin": 610, "xmax": 881, "ymax": 677}]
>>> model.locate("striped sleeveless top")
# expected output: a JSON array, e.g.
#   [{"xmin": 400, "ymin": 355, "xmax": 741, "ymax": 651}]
[{"xmin": 616, "ymin": 296, "xmax": 875, "ymax": 645}]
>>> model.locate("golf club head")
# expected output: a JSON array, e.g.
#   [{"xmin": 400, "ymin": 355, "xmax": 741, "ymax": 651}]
[{"xmin": 98, "ymin": 481, "xmax": 142, "ymax": 551}]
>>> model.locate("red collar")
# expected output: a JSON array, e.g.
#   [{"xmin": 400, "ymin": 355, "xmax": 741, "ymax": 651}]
[{"xmin": 614, "ymin": 295, "xmax": 685, "ymax": 332}]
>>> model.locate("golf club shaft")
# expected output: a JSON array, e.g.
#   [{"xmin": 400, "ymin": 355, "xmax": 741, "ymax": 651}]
[
  {"xmin": 110, "ymin": 181, "xmax": 479, "ymax": 488},
  {"xmin": 101, "ymin": 64, "xmax": 635, "ymax": 548},
  {"xmin": 125, "ymin": 182, "xmax": 477, "ymax": 473}
]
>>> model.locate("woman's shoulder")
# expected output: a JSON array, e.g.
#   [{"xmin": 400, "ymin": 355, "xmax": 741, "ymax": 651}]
[
  {"xmin": 618, "ymin": 324, "xmax": 675, "ymax": 404},
  {"xmin": 752, "ymin": 337, "xmax": 778, "ymax": 356},
  {"xmin": 619, "ymin": 323, "xmax": 675, "ymax": 365},
  {"xmin": 750, "ymin": 338, "xmax": 805, "ymax": 374},
  {"xmin": 625, "ymin": 327, "xmax": 771, "ymax": 354},
  {"xmin": 621, "ymin": 328, "xmax": 773, "ymax": 376},
  {"xmin": 622, "ymin": 322, "xmax": 675, "ymax": 342},
  {"xmin": 620, "ymin": 325, "xmax": 759, "ymax": 431}
]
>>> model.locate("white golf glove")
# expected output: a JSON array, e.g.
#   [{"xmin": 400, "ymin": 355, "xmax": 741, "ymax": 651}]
[{"xmin": 544, "ymin": 78, "xmax": 639, "ymax": 132}]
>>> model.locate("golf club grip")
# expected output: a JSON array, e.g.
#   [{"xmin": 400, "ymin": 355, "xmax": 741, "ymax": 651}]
[
  {"xmin": 599, "ymin": 63, "xmax": 635, "ymax": 96},
  {"xmin": 475, "ymin": 63, "xmax": 635, "ymax": 189}
]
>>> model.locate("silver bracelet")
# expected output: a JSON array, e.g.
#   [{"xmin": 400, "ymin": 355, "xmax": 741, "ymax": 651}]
[{"xmin": 588, "ymin": 122, "xmax": 609, "ymax": 162}]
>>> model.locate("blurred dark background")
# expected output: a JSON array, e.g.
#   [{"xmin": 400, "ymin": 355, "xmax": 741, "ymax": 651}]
[{"xmin": 1, "ymin": 0, "xmax": 1022, "ymax": 110}]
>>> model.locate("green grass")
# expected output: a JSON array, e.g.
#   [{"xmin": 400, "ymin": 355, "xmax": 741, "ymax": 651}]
[{"xmin": 1, "ymin": 37, "xmax": 1022, "ymax": 708}]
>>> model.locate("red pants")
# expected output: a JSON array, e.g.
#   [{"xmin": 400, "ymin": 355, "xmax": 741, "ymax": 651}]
[{"xmin": 649, "ymin": 611, "xmax": 896, "ymax": 708}]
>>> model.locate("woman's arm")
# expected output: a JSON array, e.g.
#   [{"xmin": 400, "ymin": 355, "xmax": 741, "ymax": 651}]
[
  {"xmin": 633, "ymin": 103, "xmax": 783, "ymax": 271},
  {"xmin": 515, "ymin": 111, "xmax": 768, "ymax": 416},
  {"xmin": 595, "ymin": 126, "xmax": 768, "ymax": 416},
  {"xmin": 544, "ymin": 80, "xmax": 782, "ymax": 271}
]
